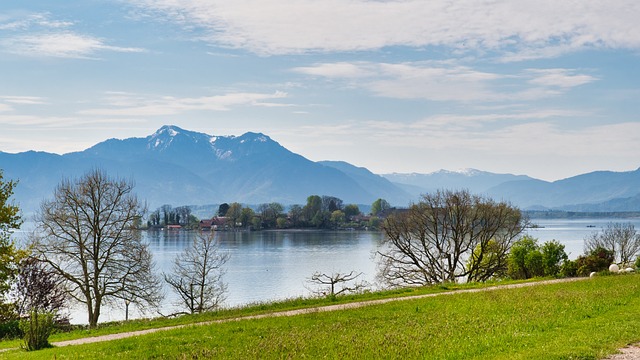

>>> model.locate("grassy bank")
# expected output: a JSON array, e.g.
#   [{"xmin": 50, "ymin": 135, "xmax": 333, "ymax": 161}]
[{"xmin": 3, "ymin": 275, "xmax": 640, "ymax": 359}]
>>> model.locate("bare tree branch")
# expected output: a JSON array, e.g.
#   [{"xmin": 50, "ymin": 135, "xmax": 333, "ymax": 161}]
[
  {"xmin": 31, "ymin": 169, "xmax": 163, "ymax": 328},
  {"xmin": 164, "ymin": 231, "xmax": 229, "ymax": 314}
]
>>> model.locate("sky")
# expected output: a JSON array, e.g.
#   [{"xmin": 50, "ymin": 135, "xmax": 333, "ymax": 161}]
[{"xmin": 1, "ymin": 1, "xmax": 639, "ymax": 182}]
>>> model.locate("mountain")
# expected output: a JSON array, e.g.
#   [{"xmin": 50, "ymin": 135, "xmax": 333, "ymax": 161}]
[
  {"xmin": 0, "ymin": 125, "xmax": 412, "ymax": 215},
  {"xmin": 383, "ymin": 168, "xmax": 640, "ymax": 211},
  {"xmin": 382, "ymin": 169, "xmax": 534, "ymax": 197},
  {"xmin": 485, "ymin": 168, "xmax": 640, "ymax": 210},
  {"xmin": 318, "ymin": 161, "xmax": 413, "ymax": 204}
]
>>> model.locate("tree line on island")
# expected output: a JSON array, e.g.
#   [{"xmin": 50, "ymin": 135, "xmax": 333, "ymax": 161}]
[
  {"xmin": 0, "ymin": 168, "xmax": 639, "ymax": 352},
  {"xmin": 146, "ymin": 196, "xmax": 392, "ymax": 231}
]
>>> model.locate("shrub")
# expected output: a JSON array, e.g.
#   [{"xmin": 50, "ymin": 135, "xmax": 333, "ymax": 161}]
[
  {"xmin": 0, "ymin": 319, "xmax": 22, "ymax": 339},
  {"xmin": 575, "ymin": 247, "xmax": 614, "ymax": 277},
  {"xmin": 20, "ymin": 310, "xmax": 55, "ymax": 351},
  {"xmin": 635, "ymin": 256, "xmax": 640, "ymax": 270},
  {"xmin": 560, "ymin": 259, "xmax": 578, "ymax": 278}
]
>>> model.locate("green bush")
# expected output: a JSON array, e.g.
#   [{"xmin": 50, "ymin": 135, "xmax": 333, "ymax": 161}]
[
  {"xmin": 560, "ymin": 259, "xmax": 578, "ymax": 278},
  {"xmin": 0, "ymin": 319, "xmax": 22, "ymax": 339},
  {"xmin": 575, "ymin": 246, "xmax": 614, "ymax": 276},
  {"xmin": 20, "ymin": 310, "xmax": 55, "ymax": 351}
]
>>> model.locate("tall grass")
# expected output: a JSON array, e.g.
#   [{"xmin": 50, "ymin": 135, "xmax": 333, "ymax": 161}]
[{"xmin": 3, "ymin": 274, "xmax": 639, "ymax": 359}]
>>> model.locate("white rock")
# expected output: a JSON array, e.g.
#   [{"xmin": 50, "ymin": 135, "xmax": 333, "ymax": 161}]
[
  {"xmin": 625, "ymin": 267, "xmax": 635, "ymax": 273},
  {"xmin": 609, "ymin": 264, "xmax": 620, "ymax": 273},
  {"xmin": 590, "ymin": 272, "xmax": 597, "ymax": 278}
]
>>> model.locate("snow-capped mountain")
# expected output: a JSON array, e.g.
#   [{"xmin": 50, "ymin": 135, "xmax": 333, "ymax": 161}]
[{"xmin": 1, "ymin": 125, "xmax": 412, "ymax": 214}]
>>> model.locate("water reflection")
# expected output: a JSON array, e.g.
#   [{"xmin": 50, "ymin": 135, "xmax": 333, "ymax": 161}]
[{"xmin": 147, "ymin": 230, "xmax": 385, "ymax": 312}]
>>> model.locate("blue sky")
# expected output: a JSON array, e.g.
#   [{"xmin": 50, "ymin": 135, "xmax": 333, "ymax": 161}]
[{"xmin": 1, "ymin": 1, "xmax": 639, "ymax": 181}]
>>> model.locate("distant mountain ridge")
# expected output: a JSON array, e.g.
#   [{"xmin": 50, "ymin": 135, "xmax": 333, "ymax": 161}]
[
  {"xmin": 1, "ymin": 125, "xmax": 412, "ymax": 214},
  {"xmin": 1, "ymin": 125, "xmax": 639, "ymax": 214}
]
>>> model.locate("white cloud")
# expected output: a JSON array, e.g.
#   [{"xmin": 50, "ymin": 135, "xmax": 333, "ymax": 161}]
[
  {"xmin": 0, "ymin": 96, "xmax": 48, "ymax": 105},
  {"xmin": 128, "ymin": 0, "xmax": 640, "ymax": 57},
  {"xmin": 78, "ymin": 91, "xmax": 289, "ymax": 116},
  {"xmin": 294, "ymin": 61, "xmax": 594, "ymax": 102},
  {"xmin": 0, "ymin": 12, "xmax": 73, "ymax": 31},
  {"xmin": 527, "ymin": 69, "xmax": 598, "ymax": 88},
  {"xmin": 2, "ymin": 32, "xmax": 145, "ymax": 59}
]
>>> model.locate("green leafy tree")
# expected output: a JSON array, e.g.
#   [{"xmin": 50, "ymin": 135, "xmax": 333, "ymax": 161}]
[
  {"xmin": 467, "ymin": 239, "xmax": 509, "ymax": 282},
  {"xmin": 330, "ymin": 210, "xmax": 346, "ymax": 229},
  {"xmin": 304, "ymin": 195, "xmax": 322, "ymax": 227},
  {"xmin": 371, "ymin": 198, "xmax": 390, "ymax": 216},
  {"xmin": 343, "ymin": 204, "xmax": 361, "ymax": 220},
  {"xmin": 239, "ymin": 207, "xmax": 255, "ymax": 230},
  {"xmin": 541, "ymin": 240, "xmax": 568, "ymax": 277},
  {"xmin": 218, "ymin": 203, "xmax": 230, "ymax": 217},
  {"xmin": 0, "ymin": 170, "xmax": 24, "ymax": 322},
  {"xmin": 258, "ymin": 202, "xmax": 284, "ymax": 229},
  {"xmin": 225, "ymin": 202, "xmax": 243, "ymax": 228},
  {"xmin": 507, "ymin": 236, "xmax": 544, "ymax": 279}
]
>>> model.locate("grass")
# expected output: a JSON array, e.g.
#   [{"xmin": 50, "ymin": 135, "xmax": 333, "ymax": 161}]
[
  {"xmin": 0, "ymin": 278, "xmax": 524, "ymax": 350},
  {"xmin": 2, "ymin": 275, "xmax": 639, "ymax": 359}
]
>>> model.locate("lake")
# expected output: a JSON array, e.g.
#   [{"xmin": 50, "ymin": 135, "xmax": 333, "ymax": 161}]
[{"xmin": 15, "ymin": 217, "xmax": 640, "ymax": 323}]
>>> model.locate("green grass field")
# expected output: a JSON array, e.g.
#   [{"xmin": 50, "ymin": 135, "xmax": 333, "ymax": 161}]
[{"xmin": 2, "ymin": 274, "xmax": 639, "ymax": 359}]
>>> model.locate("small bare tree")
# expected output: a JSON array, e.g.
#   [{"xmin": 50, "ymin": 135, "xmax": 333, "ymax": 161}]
[
  {"xmin": 164, "ymin": 232, "xmax": 229, "ymax": 314},
  {"xmin": 585, "ymin": 222, "xmax": 640, "ymax": 266},
  {"xmin": 306, "ymin": 271, "xmax": 368, "ymax": 298},
  {"xmin": 32, "ymin": 169, "xmax": 163, "ymax": 328}
]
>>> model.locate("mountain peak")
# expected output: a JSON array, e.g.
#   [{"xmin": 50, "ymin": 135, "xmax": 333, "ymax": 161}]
[{"xmin": 148, "ymin": 125, "xmax": 213, "ymax": 151}]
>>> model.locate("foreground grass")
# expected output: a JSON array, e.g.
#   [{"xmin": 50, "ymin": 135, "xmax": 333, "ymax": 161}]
[
  {"xmin": 3, "ymin": 275, "xmax": 640, "ymax": 359},
  {"xmin": 0, "ymin": 278, "xmax": 524, "ymax": 350}
]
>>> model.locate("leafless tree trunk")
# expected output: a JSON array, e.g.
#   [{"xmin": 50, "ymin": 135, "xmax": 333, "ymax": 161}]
[
  {"xmin": 32, "ymin": 169, "xmax": 163, "ymax": 328},
  {"xmin": 585, "ymin": 222, "xmax": 640, "ymax": 265},
  {"xmin": 377, "ymin": 189, "xmax": 527, "ymax": 287},
  {"xmin": 306, "ymin": 271, "xmax": 368, "ymax": 298},
  {"xmin": 164, "ymin": 231, "xmax": 229, "ymax": 314}
]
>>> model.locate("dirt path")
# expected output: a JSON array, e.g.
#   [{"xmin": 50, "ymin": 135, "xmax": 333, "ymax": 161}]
[{"xmin": 7, "ymin": 277, "xmax": 640, "ymax": 358}]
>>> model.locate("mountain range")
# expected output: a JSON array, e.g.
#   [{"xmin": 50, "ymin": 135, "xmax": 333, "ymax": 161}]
[{"xmin": 1, "ymin": 125, "xmax": 639, "ymax": 215}]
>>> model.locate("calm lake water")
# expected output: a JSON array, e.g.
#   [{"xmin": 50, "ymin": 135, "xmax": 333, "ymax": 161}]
[{"xmin": 16, "ymin": 217, "xmax": 640, "ymax": 323}]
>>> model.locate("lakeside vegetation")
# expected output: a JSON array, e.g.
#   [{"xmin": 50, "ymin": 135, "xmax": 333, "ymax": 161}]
[{"xmin": 0, "ymin": 274, "xmax": 639, "ymax": 359}]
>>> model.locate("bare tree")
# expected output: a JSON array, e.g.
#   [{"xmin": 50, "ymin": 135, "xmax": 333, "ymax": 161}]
[
  {"xmin": 164, "ymin": 232, "xmax": 229, "ymax": 314},
  {"xmin": 32, "ymin": 169, "xmax": 163, "ymax": 328},
  {"xmin": 585, "ymin": 222, "xmax": 640, "ymax": 265},
  {"xmin": 377, "ymin": 189, "xmax": 527, "ymax": 287},
  {"xmin": 306, "ymin": 271, "xmax": 368, "ymax": 298}
]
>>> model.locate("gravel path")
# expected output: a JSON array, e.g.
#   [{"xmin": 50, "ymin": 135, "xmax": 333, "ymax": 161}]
[
  {"xmin": 603, "ymin": 344, "xmax": 640, "ymax": 360},
  {"xmin": 5, "ymin": 277, "xmax": 639, "ymax": 358}
]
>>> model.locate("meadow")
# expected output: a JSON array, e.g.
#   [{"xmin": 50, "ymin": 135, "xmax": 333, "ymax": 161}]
[{"xmin": 2, "ymin": 274, "xmax": 639, "ymax": 359}]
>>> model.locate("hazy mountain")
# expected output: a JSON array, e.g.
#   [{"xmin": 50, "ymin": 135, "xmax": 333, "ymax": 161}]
[
  {"xmin": 485, "ymin": 168, "xmax": 640, "ymax": 210},
  {"xmin": 0, "ymin": 125, "xmax": 411, "ymax": 215},
  {"xmin": 382, "ymin": 169, "xmax": 534, "ymax": 196},
  {"xmin": 318, "ymin": 161, "xmax": 413, "ymax": 205},
  {"xmin": 383, "ymin": 168, "xmax": 640, "ymax": 211}
]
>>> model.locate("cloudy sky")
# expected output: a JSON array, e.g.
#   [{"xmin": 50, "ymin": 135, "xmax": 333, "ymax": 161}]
[{"xmin": 1, "ymin": 1, "xmax": 639, "ymax": 181}]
